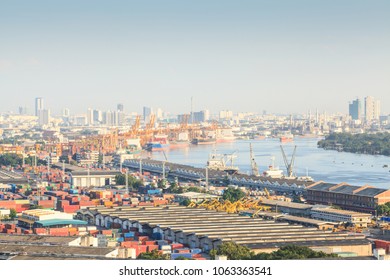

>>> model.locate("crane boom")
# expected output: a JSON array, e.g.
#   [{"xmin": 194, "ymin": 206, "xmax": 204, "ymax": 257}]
[
  {"xmin": 250, "ymin": 143, "xmax": 260, "ymax": 176},
  {"xmin": 280, "ymin": 145, "xmax": 297, "ymax": 178}
]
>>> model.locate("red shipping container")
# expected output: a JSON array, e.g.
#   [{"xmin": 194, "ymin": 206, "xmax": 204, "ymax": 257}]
[
  {"xmin": 138, "ymin": 236, "xmax": 149, "ymax": 242},
  {"xmin": 124, "ymin": 237, "xmax": 134, "ymax": 241},
  {"xmin": 101, "ymin": 230, "xmax": 112, "ymax": 236},
  {"xmin": 142, "ymin": 241, "xmax": 156, "ymax": 246}
]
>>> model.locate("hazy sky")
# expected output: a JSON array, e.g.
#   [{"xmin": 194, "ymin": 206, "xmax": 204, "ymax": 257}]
[{"xmin": 0, "ymin": 0, "xmax": 389, "ymax": 115}]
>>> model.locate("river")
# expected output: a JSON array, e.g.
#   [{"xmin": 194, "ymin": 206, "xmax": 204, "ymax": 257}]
[{"xmin": 146, "ymin": 138, "xmax": 390, "ymax": 189}]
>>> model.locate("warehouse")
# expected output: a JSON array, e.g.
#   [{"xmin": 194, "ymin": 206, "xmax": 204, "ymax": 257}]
[
  {"xmin": 78, "ymin": 205, "xmax": 373, "ymax": 256},
  {"xmin": 306, "ymin": 181, "xmax": 390, "ymax": 213},
  {"xmin": 259, "ymin": 198, "xmax": 313, "ymax": 216},
  {"xmin": 311, "ymin": 207, "xmax": 372, "ymax": 227},
  {"xmin": 70, "ymin": 170, "xmax": 121, "ymax": 187}
]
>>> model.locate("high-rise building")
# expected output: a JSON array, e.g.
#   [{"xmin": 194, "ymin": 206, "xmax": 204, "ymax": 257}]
[
  {"xmin": 18, "ymin": 107, "xmax": 28, "ymax": 115},
  {"xmin": 219, "ymin": 110, "xmax": 233, "ymax": 120},
  {"xmin": 143, "ymin": 106, "xmax": 152, "ymax": 121},
  {"xmin": 35, "ymin": 97, "xmax": 44, "ymax": 116},
  {"xmin": 87, "ymin": 108, "xmax": 94, "ymax": 125},
  {"xmin": 93, "ymin": 109, "xmax": 102, "ymax": 124},
  {"xmin": 62, "ymin": 108, "xmax": 70, "ymax": 117},
  {"xmin": 117, "ymin": 103, "xmax": 124, "ymax": 112},
  {"xmin": 349, "ymin": 98, "xmax": 362, "ymax": 120},
  {"xmin": 38, "ymin": 109, "xmax": 50, "ymax": 126},
  {"xmin": 365, "ymin": 96, "xmax": 380, "ymax": 122}
]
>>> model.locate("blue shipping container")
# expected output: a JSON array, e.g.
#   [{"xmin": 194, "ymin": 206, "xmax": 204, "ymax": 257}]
[{"xmin": 190, "ymin": 249, "xmax": 202, "ymax": 254}]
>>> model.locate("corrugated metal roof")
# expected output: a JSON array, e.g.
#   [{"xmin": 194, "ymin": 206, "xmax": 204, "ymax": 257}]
[{"xmin": 35, "ymin": 219, "xmax": 87, "ymax": 227}]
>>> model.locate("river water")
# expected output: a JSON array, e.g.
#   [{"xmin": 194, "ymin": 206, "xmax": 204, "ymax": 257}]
[{"xmin": 147, "ymin": 138, "xmax": 390, "ymax": 189}]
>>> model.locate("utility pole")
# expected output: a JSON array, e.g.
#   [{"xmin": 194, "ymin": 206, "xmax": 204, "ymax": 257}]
[
  {"xmin": 205, "ymin": 166, "xmax": 209, "ymax": 189},
  {"xmin": 62, "ymin": 160, "xmax": 65, "ymax": 183},
  {"xmin": 125, "ymin": 168, "xmax": 129, "ymax": 193}
]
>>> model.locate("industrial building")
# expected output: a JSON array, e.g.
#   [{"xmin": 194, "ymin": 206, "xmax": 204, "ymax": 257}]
[
  {"xmin": 0, "ymin": 234, "xmax": 120, "ymax": 259},
  {"xmin": 306, "ymin": 181, "xmax": 390, "ymax": 213},
  {"xmin": 17, "ymin": 209, "xmax": 87, "ymax": 229},
  {"xmin": 77, "ymin": 206, "xmax": 372, "ymax": 256},
  {"xmin": 70, "ymin": 170, "xmax": 120, "ymax": 188},
  {"xmin": 0, "ymin": 170, "xmax": 29, "ymax": 185},
  {"xmin": 311, "ymin": 208, "xmax": 372, "ymax": 227}
]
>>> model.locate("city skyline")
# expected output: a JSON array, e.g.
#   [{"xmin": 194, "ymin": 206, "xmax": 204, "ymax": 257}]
[{"xmin": 1, "ymin": 0, "xmax": 389, "ymax": 115}]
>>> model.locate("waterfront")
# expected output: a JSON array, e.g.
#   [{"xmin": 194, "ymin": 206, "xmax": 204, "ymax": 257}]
[{"xmin": 148, "ymin": 138, "xmax": 390, "ymax": 189}]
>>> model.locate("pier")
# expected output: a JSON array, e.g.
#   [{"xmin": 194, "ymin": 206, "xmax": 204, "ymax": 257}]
[{"xmin": 122, "ymin": 159, "xmax": 310, "ymax": 194}]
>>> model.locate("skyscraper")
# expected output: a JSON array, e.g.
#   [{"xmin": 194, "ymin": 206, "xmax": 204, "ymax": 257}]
[
  {"xmin": 117, "ymin": 103, "xmax": 124, "ymax": 112},
  {"xmin": 364, "ymin": 96, "xmax": 380, "ymax": 122},
  {"xmin": 35, "ymin": 97, "xmax": 44, "ymax": 116},
  {"xmin": 348, "ymin": 98, "xmax": 361, "ymax": 120},
  {"xmin": 38, "ymin": 109, "xmax": 50, "ymax": 126},
  {"xmin": 143, "ymin": 106, "xmax": 152, "ymax": 121}
]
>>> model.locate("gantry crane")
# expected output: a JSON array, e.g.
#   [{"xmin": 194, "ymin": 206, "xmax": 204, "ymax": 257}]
[
  {"xmin": 250, "ymin": 143, "xmax": 260, "ymax": 176},
  {"xmin": 280, "ymin": 145, "xmax": 297, "ymax": 178}
]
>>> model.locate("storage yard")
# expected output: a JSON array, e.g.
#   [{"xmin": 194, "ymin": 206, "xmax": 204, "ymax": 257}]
[{"xmin": 77, "ymin": 205, "xmax": 372, "ymax": 257}]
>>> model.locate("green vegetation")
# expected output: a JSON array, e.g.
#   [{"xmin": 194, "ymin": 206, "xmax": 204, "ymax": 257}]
[
  {"xmin": 0, "ymin": 153, "xmax": 23, "ymax": 167},
  {"xmin": 9, "ymin": 209, "xmax": 17, "ymax": 220},
  {"xmin": 166, "ymin": 182, "xmax": 184, "ymax": 194},
  {"xmin": 210, "ymin": 242, "xmax": 254, "ymax": 260},
  {"xmin": 222, "ymin": 187, "xmax": 246, "ymax": 203},
  {"xmin": 174, "ymin": 256, "xmax": 193, "ymax": 260},
  {"xmin": 210, "ymin": 242, "xmax": 338, "ymax": 260},
  {"xmin": 137, "ymin": 250, "xmax": 170, "ymax": 260},
  {"xmin": 115, "ymin": 174, "xmax": 143, "ymax": 189},
  {"xmin": 318, "ymin": 132, "xmax": 390, "ymax": 156},
  {"xmin": 376, "ymin": 202, "xmax": 390, "ymax": 216},
  {"xmin": 180, "ymin": 198, "xmax": 192, "ymax": 206},
  {"xmin": 252, "ymin": 245, "xmax": 338, "ymax": 260},
  {"xmin": 186, "ymin": 186, "xmax": 205, "ymax": 193}
]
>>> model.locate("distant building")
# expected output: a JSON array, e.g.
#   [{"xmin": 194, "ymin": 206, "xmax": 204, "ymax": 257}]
[
  {"xmin": 311, "ymin": 207, "xmax": 372, "ymax": 228},
  {"xmin": 62, "ymin": 108, "xmax": 70, "ymax": 118},
  {"xmin": 349, "ymin": 98, "xmax": 362, "ymax": 120},
  {"xmin": 35, "ymin": 97, "xmax": 44, "ymax": 116},
  {"xmin": 365, "ymin": 96, "xmax": 380, "ymax": 122},
  {"xmin": 143, "ymin": 106, "xmax": 152, "ymax": 121},
  {"xmin": 306, "ymin": 181, "xmax": 390, "ymax": 213},
  {"xmin": 191, "ymin": 110, "xmax": 209, "ymax": 123},
  {"xmin": 38, "ymin": 109, "xmax": 50, "ymax": 126},
  {"xmin": 18, "ymin": 107, "xmax": 28, "ymax": 115},
  {"xmin": 219, "ymin": 110, "xmax": 233, "ymax": 120},
  {"xmin": 93, "ymin": 109, "xmax": 102, "ymax": 124},
  {"xmin": 117, "ymin": 103, "xmax": 124, "ymax": 112},
  {"xmin": 87, "ymin": 108, "xmax": 94, "ymax": 125}
]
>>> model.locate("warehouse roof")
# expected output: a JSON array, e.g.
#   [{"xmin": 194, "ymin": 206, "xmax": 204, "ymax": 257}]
[
  {"xmin": 307, "ymin": 181, "xmax": 389, "ymax": 197},
  {"xmin": 35, "ymin": 219, "xmax": 88, "ymax": 227},
  {"xmin": 311, "ymin": 207, "xmax": 372, "ymax": 217},
  {"xmin": 260, "ymin": 199, "xmax": 313, "ymax": 210},
  {"xmin": 0, "ymin": 234, "xmax": 78, "ymax": 245},
  {"xmin": 0, "ymin": 244, "xmax": 115, "ymax": 256},
  {"xmin": 277, "ymin": 215, "xmax": 337, "ymax": 226}
]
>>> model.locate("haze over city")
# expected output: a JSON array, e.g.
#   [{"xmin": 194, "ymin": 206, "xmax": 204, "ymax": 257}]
[{"xmin": 1, "ymin": 0, "xmax": 389, "ymax": 115}]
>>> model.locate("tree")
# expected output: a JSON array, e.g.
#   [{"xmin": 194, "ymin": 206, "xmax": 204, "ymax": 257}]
[
  {"xmin": 210, "ymin": 242, "xmax": 254, "ymax": 260},
  {"xmin": 9, "ymin": 208, "xmax": 17, "ymax": 220},
  {"xmin": 115, "ymin": 174, "xmax": 143, "ymax": 190},
  {"xmin": 0, "ymin": 153, "xmax": 22, "ymax": 167},
  {"xmin": 59, "ymin": 155, "xmax": 70, "ymax": 164},
  {"xmin": 187, "ymin": 186, "xmax": 204, "ymax": 193},
  {"xmin": 376, "ymin": 204, "xmax": 390, "ymax": 216},
  {"xmin": 137, "ymin": 250, "xmax": 170, "ymax": 260},
  {"xmin": 174, "ymin": 256, "xmax": 193, "ymax": 260},
  {"xmin": 252, "ymin": 245, "xmax": 338, "ymax": 260},
  {"xmin": 180, "ymin": 198, "xmax": 191, "ymax": 206},
  {"xmin": 222, "ymin": 187, "xmax": 245, "ymax": 203}
]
